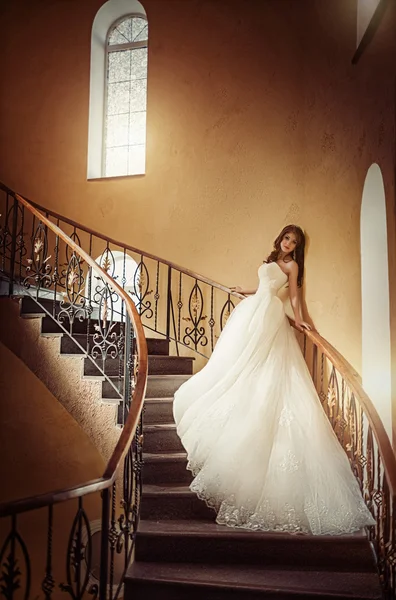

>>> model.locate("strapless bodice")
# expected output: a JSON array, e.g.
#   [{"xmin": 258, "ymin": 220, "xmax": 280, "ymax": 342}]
[{"xmin": 257, "ymin": 262, "xmax": 288, "ymax": 294}]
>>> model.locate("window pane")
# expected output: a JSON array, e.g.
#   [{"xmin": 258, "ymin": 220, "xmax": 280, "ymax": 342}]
[
  {"xmin": 128, "ymin": 145, "xmax": 146, "ymax": 175},
  {"xmin": 108, "ymin": 18, "xmax": 132, "ymax": 45},
  {"xmin": 107, "ymin": 81, "xmax": 130, "ymax": 115},
  {"xmin": 130, "ymin": 79, "xmax": 147, "ymax": 112},
  {"xmin": 129, "ymin": 112, "xmax": 146, "ymax": 146},
  {"xmin": 104, "ymin": 18, "xmax": 148, "ymax": 178},
  {"xmin": 132, "ymin": 18, "xmax": 148, "ymax": 42},
  {"xmin": 105, "ymin": 147, "xmax": 128, "ymax": 177},
  {"xmin": 131, "ymin": 48, "xmax": 147, "ymax": 80},
  {"xmin": 108, "ymin": 50, "xmax": 131, "ymax": 83},
  {"xmin": 106, "ymin": 114, "xmax": 129, "ymax": 147}
]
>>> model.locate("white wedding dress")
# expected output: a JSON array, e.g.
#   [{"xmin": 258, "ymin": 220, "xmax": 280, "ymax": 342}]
[{"xmin": 173, "ymin": 262, "xmax": 375, "ymax": 535}]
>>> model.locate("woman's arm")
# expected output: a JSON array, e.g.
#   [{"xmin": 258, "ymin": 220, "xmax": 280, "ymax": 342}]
[
  {"xmin": 230, "ymin": 286, "xmax": 257, "ymax": 296},
  {"xmin": 288, "ymin": 263, "xmax": 311, "ymax": 331}
]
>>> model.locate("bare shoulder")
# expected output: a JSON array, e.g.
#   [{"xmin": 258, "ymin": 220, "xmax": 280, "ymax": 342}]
[{"xmin": 284, "ymin": 260, "xmax": 298, "ymax": 275}]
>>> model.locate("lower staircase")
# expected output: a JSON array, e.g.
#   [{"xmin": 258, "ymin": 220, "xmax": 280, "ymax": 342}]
[
  {"xmin": 126, "ymin": 377, "xmax": 383, "ymax": 599},
  {"xmin": 0, "ymin": 296, "xmax": 384, "ymax": 599}
]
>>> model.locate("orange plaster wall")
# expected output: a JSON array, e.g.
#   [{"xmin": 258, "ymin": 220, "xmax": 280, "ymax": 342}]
[
  {"xmin": 0, "ymin": 340, "xmax": 105, "ymax": 502},
  {"xmin": 0, "ymin": 0, "xmax": 395, "ymax": 405},
  {"xmin": 0, "ymin": 343, "xmax": 105, "ymax": 597}
]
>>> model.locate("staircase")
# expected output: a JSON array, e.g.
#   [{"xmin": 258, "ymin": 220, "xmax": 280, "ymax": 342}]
[
  {"xmin": 6, "ymin": 293, "xmax": 383, "ymax": 599},
  {"xmin": 0, "ymin": 186, "xmax": 391, "ymax": 599},
  {"xmin": 124, "ymin": 358, "xmax": 383, "ymax": 599}
]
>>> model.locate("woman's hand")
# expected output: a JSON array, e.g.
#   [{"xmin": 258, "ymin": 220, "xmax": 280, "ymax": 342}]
[
  {"xmin": 295, "ymin": 319, "xmax": 311, "ymax": 332},
  {"xmin": 230, "ymin": 286, "xmax": 243, "ymax": 293}
]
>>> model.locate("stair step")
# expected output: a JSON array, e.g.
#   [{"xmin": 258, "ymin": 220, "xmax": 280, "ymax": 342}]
[
  {"xmin": 144, "ymin": 398, "xmax": 174, "ymax": 424},
  {"xmin": 141, "ymin": 484, "xmax": 214, "ymax": 521},
  {"xmin": 145, "ymin": 375, "xmax": 191, "ymax": 398},
  {"xmin": 101, "ymin": 375, "xmax": 190, "ymax": 401},
  {"xmin": 41, "ymin": 315, "xmax": 124, "ymax": 336},
  {"xmin": 60, "ymin": 334, "xmax": 170, "ymax": 356},
  {"xmin": 135, "ymin": 519, "xmax": 376, "ymax": 572},
  {"xmin": 143, "ymin": 424, "xmax": 183, "ymax": 453},
  {"xmin": 142, "ymin": 453, "xmax": 192, "ymax": 485},
  {"xmin": 125, "ymin": 562, "xmax": 382, "ymax": 600},
  {"xmin": 19, "ymin": 295, "xmax": 50, "ymax": 318},
  {"xmin": 84, "ymin": 355, "xmax": 193, "ymax": 378}
]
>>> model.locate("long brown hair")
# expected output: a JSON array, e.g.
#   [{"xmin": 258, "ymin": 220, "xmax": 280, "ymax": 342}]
[{"xmin": 265, "ymin": 224, "xmax": 305, "ymax": 287}]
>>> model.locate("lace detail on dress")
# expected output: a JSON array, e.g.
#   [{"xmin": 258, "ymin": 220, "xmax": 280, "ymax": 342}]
[
  {"xmin": 279, "ymin": 406, "xmax": 294, "ymax": 426},
  {"xmin": 278, "ymin": 450, "xmax": 300, "ymax": 473},
  {"xmin": 189, "ymin": 479, "xmax": 374, "ymax": 535}
]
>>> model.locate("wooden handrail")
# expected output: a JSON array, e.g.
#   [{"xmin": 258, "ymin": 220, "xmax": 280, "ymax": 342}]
[
  {"xmin": 0, "ymin": 182, "xmax": 245, "ymax": 300},
  {"xmin": 289, "ymin": 318, "xmax": 396, "ymax": 497},
  {"xmin": 1, "ymin": 184, "xmax": 395, "ymax": 518},
  {"xmin": 0, "ymin": 194, "xmax": 148, "ymax": 517}
]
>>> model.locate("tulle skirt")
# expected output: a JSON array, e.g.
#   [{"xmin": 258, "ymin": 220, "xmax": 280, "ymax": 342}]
[{"xmin": 173, "ymin": 291, "xmax": 375, "ymax": 535}]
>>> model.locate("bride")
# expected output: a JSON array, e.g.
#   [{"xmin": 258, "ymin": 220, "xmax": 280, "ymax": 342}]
[{"xmin": 173, "ymin": 225, "xmax": 375, "ymax": 535}]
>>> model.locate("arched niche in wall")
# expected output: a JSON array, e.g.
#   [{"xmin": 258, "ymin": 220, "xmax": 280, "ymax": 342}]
[
  {"xmin": 360, "ymin": 163, "xmax": 391, "ymax": 438},
  {"xmin": 85, "ymin": 250, "xmax": 139, "ymax": 321}
]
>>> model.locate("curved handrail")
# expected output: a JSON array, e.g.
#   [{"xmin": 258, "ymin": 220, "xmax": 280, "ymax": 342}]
[
  {"xmin": 0, "ymin": 193, "xmax": 148, "ymax": 517},
  {"xmin": 1, "ymin": 184, "xmax": 395, "ymax": 511},
  {"xmin": 0, "ymin": 182, "xmax": 245, "ymax": 300},
  {"xmin": 289, "ymin": 318, "xmax": 396, "ymax": 497}
]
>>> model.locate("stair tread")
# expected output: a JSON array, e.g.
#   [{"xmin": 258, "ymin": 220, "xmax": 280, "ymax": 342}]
[
  {"xmin": 145, "ymin": 397, "xmax": 173, "ymax": 402},
  {"xmin": 107, "ymin": 374, "xmax": 190, "ymax": 380},
  {"xmin": 126, "ymin": 562, "xmax": 382, "ymax": 597},
  {"xmin": 143, "ymin": 452, "xmax": 187, "ymax": 461},
  {"xmin": 144, "ymin": 423, "xmax": 177, "ymax": 431},
  {"xmin": 143, "ymin": 484, "xmax": 194, "ymax": 496},
  {"xmin": 137, "ymin": 519, "xmax": 367, "ymax": 542}
]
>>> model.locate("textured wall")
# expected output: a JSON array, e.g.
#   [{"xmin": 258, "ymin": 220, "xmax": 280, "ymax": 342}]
[
  {"xmin": 0, "ymin": 298, "xmax": 121, "ymax": 462},
  {"xmin": 0, "ymin": 339, "xmax": 105, "ymax": 502},
  {"xmin": 0, "ymin": 340, "xmax": 105, "ymax": 598},
  {"xmin": 0, "ymin": 1, "xmax": 395, "ymax": 435}
]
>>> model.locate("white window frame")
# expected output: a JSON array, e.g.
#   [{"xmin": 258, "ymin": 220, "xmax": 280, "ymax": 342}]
[{"xmin": 87, "ymin": 0, "xmax": 147, "ymax": 180}]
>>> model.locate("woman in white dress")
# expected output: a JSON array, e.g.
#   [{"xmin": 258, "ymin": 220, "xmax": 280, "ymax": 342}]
[{"xmin": 173, "ymin": 225, "xmax": 375, "ymax": 535}]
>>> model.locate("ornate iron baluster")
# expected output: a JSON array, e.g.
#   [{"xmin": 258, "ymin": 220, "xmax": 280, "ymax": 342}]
[
  {"xmin": 219, "ymin": 294, "xmax": 235, "ymax": 332},
  {"xmin": 182, "ymin": 279, "xmax": 208, "ymax": 351},
  {"xmin": 23, "ymin": 219, "xmax": 53, "ymax": 297},
  {"xmin": 177, "ymin": 271, "xmax": 182, "ymax": 342},
  {"xmin": 17, "ymin": 204, "xmax": 26, "ymax": 285},
  {"xmin": 52, "ymin": 224, "xmax": 60, "ymax": 319},
  {"xmin": 209, "ymin": 286, "xmax": 215, "ymax": 352},
  {"xmin": 9, "ymin": 197, "xmax": 19, "ymax": 296},
  {"xmin": 132, "ymin": 256, "xmax": 153, "ymax": 319},
  {"xmin": 0, "ymin": 515, "xmax": 31, "ymax": 600},
  {"xmin": 108, "ymin": 482, "xmax": 117, "ymax": 600},
  {"xmin": 60, "ymin": 497, "xmax": 93, "ymax": 599},
  {"xmin": 154, "ymin": 260, "xmax": 160, "ymax": 332},
  {"xmin": 99, "ymin": 490, "xmax": 110, "ymax": 600},
  {"xmin": 0, "ymin": 192, "xmax": 10, "ymax": 274},
  {"xmin": 312, "ymin": 344, "xmax": 318, "ymax": 388},
  {"xmin": 42, "ymin": 505, "xmax": 55, "ymax": 599}
]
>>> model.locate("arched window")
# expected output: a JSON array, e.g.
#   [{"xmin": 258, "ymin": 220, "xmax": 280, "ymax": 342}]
[{"xmin": 87, "ymin": 1, "xmax": 148, "ymax": 180}]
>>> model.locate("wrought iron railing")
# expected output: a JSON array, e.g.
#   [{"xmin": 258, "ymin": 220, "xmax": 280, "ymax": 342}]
[
  {"xmin": 295, "ymin": 327, "xmax": 396, "ymax": 598},
  {"xmin": 0, "ymin": 181, "xmax": 395, "ymax": 598},
  {"xmin": 0, "ymin": 188, "xmax": 148, "ymax": 599}
]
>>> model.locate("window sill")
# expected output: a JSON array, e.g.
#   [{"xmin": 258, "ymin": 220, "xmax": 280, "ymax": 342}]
[{"xmin": 87, "ymin": 173, "xmax": 146, "ymax": 182}]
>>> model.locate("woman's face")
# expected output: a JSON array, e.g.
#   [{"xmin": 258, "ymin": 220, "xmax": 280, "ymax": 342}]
[{"xmin": 280, "ymin": 231, "xmax": 298, "ymax": 255}]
